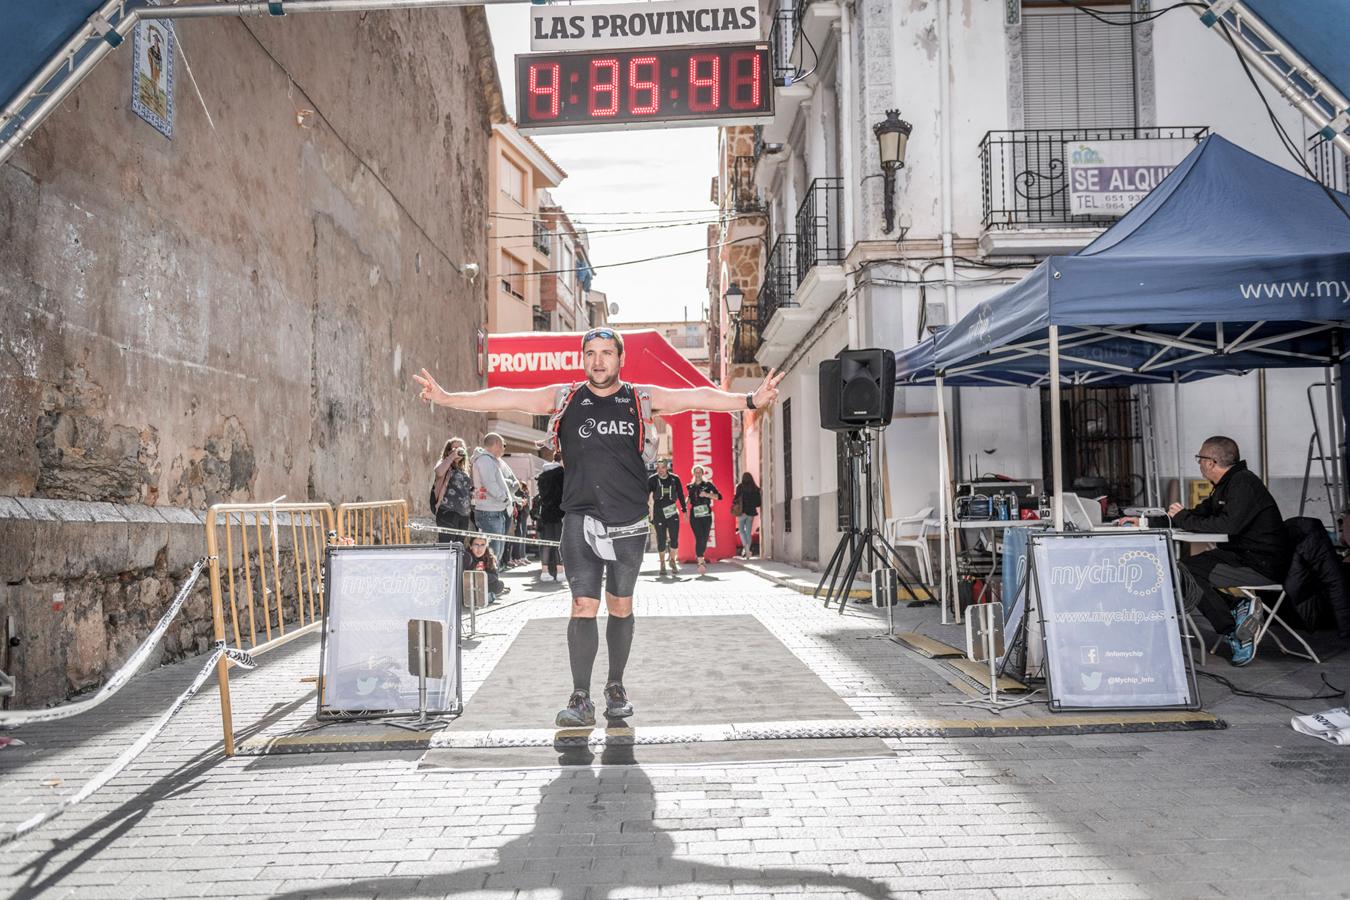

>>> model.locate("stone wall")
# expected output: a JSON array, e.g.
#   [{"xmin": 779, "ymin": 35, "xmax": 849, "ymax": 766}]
[{"xmin": 0, "ymin": 9, "xmax": 498, "ymax": 707}]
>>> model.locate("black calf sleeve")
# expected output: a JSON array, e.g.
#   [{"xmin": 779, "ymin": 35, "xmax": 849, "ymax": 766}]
[
  {"xmin": 606, "ymin": 614, "xmax": 635, "ymax": 684},
  {"xmin": 567, "ymin": 617, "xmax": 599, "ymax": 692}
]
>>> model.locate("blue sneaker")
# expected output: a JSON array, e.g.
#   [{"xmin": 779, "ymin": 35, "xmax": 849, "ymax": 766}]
[
  {"xmin": 1226, "ymin": 634, "xmax": 1255, "ymax": 667},
  {"xmin": 1232, "ymin": 604, "xmax": 1259, "ymax": 644}
]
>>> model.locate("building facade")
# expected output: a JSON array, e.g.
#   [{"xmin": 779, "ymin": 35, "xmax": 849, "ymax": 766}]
[
  {"xmin": 715, "ymin": 0, "xmax": 1347, "ymax": 568},
  {"xmin": 0, "ymin": 9, "xmax": 498, "ymax": 705},
  {"xmin": 486, "ymin": 121, "xmax": 566, "ymax": 452}
]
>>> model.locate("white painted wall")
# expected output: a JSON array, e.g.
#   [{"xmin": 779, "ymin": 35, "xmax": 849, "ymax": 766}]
[{"xmin": 757, "ymin": 0, "xmax": 1343, "ymax": 568}]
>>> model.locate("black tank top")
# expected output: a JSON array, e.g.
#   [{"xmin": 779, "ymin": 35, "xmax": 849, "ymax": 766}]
[{"xmin": 558, "ymin": 383, "xmax": 649, "ymax": 525}]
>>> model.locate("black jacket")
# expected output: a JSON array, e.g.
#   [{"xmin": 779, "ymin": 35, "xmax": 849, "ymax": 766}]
[
  {"xmin": 734, "ymin": 484, "xmax": 762, "ymax": 516},
  {"xmin": 1284, "ymin": 516, "xmax": 1350, "ymax": 636},
  {"xmin": 536, "ymin": 464, "xmax": 565, "ymax": 524},
  {"xmin": 1148, "ymin": 460, "xmax": 1290, "ymax": 579}
]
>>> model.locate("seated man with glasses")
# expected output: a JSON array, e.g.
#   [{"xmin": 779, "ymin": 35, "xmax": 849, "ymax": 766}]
[{"xmin": 1123, "ymin": 435, "xmax": 1291, "ymax": 666}]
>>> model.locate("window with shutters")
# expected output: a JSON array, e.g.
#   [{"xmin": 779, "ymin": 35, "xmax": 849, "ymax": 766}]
[
  {"xmin": 500, "ymin": 252, "xmax": 526, "ymax": 300},
  {"xmin": 1021, "ymin": 6, "xmax": 1137, "ymax": 129},
  {"xmin": 500, "ymin": 157, "xmax": 527, "ymax": 205}
]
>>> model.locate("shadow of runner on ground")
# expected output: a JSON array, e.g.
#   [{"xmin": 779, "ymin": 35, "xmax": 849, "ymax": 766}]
[
  {"xmin": 7, "ymin": 693, "xmax": 315, "ymax": 899},
  {"xmin": 271, "ymin": 748, "xmax": 894, "ymax": 900}
]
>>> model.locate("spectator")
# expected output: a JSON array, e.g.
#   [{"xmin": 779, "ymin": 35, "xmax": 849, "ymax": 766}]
[
  {"xmin": 507, "ymin": 482, "xmax": 530, "ymax": 567},
  {"xmin": 536, "ymin": 452, "xmax": 565, "ymax": 582},
  {"xmin": 430, "ymin": 437, "xmax": 473, "ymax": 544},
  {"xmin": 733, "ymin": 472, "xmax": 762, "ymax": 558},
  {"xmin": 471, "ymin": 432, "xmax": 516, "ymax": 559},
  {"xmin": 464, "ymin": 534, "xmax": 507, "ymax": 603},
  {"xmin": 686, "ymin": 465, "xmax": 724, "ymax": 576}
]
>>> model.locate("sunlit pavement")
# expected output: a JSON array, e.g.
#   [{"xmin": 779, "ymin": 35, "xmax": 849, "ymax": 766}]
[{"xmin": 3, "ymin": 556, "xmax": 1349, "ymax": 899}]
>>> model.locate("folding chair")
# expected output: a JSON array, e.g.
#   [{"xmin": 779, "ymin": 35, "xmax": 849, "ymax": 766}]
[
  {"xmin": 1230, "ymin": 584, "xmax": 1321, "ymax": 664},
  {"xmin": 884, "ymin": 506, "xmax": 935, "ymax": 585},
  {"xmin": 1183, "ymin": 610, "xmax": 1206, "ymax": 665}
]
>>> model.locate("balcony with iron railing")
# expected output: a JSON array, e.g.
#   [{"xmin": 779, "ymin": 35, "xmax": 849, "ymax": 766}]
[
  {"xmin": 767, "ymin": 3, "xmax": 797, "ymax": 87},
  {"xmin": 532, "ymin": 219, "xmax": 551, "ymax": 256},
  {"xmin": 979, "ymin": 126, "xmax": 1209, "ymax": 230},
  {"xmin": 731, "ymin": 305, "xmax": 761, "ymax": 365},
  {"xmin": 728, "ymin": 155, "xmax": 764, "ymax": 215},
  {"xmin": 758, "ymin": 233, "xmax": 798, "ymax": 329},
  {"xmin": 794, "ymin": 176, "xmax": 844, "ymax": 285}
]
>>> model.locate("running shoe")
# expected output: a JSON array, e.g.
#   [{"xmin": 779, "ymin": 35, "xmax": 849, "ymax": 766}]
[
  {"xmin": 670, "ymin": 557, "xmax": 679, "ymax": 574},
  {"xmin": 555, "ymin": 690, "xmax": 596, "ymax": 727},
  {"xmin": 603, "ymin": 682, "xmax": 634, "ymax": 718},
  {"xmin": 1232, "ymin": 604, "xmax": 1259, "ymax": 644},
  {"xmin": 1226, "ymin": 634, "xmax": 1255, "ymax": 667}
]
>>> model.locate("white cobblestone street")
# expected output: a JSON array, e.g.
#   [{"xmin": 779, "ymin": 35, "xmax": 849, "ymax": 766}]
[{"xmin": 3, "ymin": 559, "xmax": 1349, "ymax": 899}]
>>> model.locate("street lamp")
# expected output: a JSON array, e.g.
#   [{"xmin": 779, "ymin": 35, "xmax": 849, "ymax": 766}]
[
  {"xmin": 873, "ymin": 109, "xmax": 913, "ymax": 234},
  {"xmin": 724, "ymin": 282, "xmax": 745, "ymax": 317}
]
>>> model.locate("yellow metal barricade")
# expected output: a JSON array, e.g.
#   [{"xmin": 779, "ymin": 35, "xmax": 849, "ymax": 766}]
[
  {"xmin": 206, "ymin": 501, "xmax": 334, "ymax": 756},
  {"xmin": 335, "ymin": 499, "xmax": 411, "ymax": 545}
]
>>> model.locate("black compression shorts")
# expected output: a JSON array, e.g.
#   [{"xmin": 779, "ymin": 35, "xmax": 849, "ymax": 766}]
[
  {"xmin": 653, "ymin": 516, "xmax": 679, "ymax": 551},
  {"xmin": 560, "ymin": 515, "xmax": 646, "ymax": 600}
]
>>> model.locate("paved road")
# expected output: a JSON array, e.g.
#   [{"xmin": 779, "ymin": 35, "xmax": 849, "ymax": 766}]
[{"xmin": 2, "ymin": 558, "xmax": 1348, "ymax": 899}]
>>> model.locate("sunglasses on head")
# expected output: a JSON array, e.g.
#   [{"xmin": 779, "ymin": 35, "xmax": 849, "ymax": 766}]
[{"xmin": 583, "ymin": 328, "xmax": 617, "ymax": 342}]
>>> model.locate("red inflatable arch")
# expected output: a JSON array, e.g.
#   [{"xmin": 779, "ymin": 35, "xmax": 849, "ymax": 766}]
[{"xmin": 487, "ymin": 330, "xmax": 737, "ymax": 563}]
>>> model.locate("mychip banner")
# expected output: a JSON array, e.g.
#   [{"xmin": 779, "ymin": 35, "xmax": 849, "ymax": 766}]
[
  {"xmin": 1030, "ymin": 531, "xmax": 1197, "ymax": 711},
  {"xmin": 319, "ymin": 544, "xmax": 462, "ymax": 719}
]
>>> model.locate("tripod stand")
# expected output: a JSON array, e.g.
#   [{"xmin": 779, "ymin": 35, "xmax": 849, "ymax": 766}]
[{"xmin": 815, "ymin": 430, "xmax": 934, "ymax": 614}]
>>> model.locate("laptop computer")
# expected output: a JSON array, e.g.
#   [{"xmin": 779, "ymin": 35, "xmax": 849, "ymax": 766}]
[{"xmin": 1059, "ymin": 492, "xmax": 1104, "ymax": 531}]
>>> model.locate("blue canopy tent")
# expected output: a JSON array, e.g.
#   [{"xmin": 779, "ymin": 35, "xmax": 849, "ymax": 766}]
[{"xmin": 894, "ymin": 134, "xmax": 1350, "ymax": 619}]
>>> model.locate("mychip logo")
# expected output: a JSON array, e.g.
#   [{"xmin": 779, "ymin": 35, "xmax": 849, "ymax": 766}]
[{"xmin": 1049, "ymin": 550, "xmax": 1164, "ymax": 597}]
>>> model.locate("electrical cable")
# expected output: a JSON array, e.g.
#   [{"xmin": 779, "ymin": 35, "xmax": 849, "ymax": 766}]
[
  {"xmin": 1213, "ymin": 17, "xmax": 1350, "ymax": 222},
  {"xmin": 1198, "ymin": 670, "xmax": 1345, "ymax": 714},
  {"xmin": 489, "ymin": 215, "xmax": 757, "ymax": 245},
  {"xmin": 1053, "ymin": 0, "xmax": 1350, "ymax": 221},
  {"xmin": 1051, "ymin": 0, "xmax": 1207, "ymax": 26},
  {"xmin": 488, "ymin": 211, "xmax": 723, "ymax": 226},
  {"xmin": 491, "ymin": 234, "xmax": 761, "ymax": 278},
  {"xmin": 793, "ymin": 17, "xmax": 821, "ymax": 85},
  {"xmin": 235, "ymin": 21, "xmax": 475, "ymax": 275},
  {"xmin": 491, "ymin": 207, "xmax": 724, "ymax": 217}
]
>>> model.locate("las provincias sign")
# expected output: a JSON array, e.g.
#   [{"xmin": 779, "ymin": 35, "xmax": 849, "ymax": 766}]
[{"xmin": 531, "ymin": 0, "xmax": 761, "ymax": 52}]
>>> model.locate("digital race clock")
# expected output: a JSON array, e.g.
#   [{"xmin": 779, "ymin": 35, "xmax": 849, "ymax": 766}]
[{"xmin": 515, "ymin": 44, "xmax": 773, "ymax": 133}]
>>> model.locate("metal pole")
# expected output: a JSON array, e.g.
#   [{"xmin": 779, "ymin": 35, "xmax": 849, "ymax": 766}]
[
  {"xmin": 0, "ymin": 0, "xmax": 533, "ymax": 168},
  {"xmin": 1174, "ymin": 371, "xmax": 1185, "ymax": 507},
  {"xmin": 142, "ymin": 0, "xmax": 529, "ymax": 18},
  {"xmin": 1193, "ymin": 1, "xmax": 1350, "ymax": 159},
  {"xmin": 1049, "ymin": 326, "xmax": 1065, "ymax": 531},
  {"xmin": 936, "ymin": 376, "xmax": 950, "ymax": 624},
  {"xmin": 416, "ymin": 620, "xmax": 428, "ymax": 726},
  {"xmin": 1258, "ymin": 370, "xmax": 1269, "ymax": 483},
  {"xmin": 1325, "ymin": 367, "xmax": 1340, "ymax": 518}
]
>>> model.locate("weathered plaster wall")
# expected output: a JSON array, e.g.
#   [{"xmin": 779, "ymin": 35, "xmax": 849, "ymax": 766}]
[{"xmin": 0, "ymin": 9, "xmax": 495, "ymax": 707}]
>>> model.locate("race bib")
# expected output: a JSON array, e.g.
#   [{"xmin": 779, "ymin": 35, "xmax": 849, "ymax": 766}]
[
  {"xmin": 693, "ymin": 504, "xmax": 711, "ymax": 518},
  {"xmin": 662, "ymin": 503, "xmax": 679, "ymax": 519}
]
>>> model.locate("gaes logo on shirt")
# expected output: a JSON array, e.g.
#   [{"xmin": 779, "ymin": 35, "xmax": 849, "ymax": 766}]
[{"xmin": 577, "ymin": 418, "xmax": 635, "ymax": 439}]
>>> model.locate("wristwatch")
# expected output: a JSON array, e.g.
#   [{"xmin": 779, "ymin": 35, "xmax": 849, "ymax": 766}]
[{"xmin": 744, "ymin": 392, "xmax": 756, "ymax": 410}]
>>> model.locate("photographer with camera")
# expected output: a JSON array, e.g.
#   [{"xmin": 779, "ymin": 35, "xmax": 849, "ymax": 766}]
[{"xmin": 431, "ymin": 437, "xmax": 474, "ymax": 543}]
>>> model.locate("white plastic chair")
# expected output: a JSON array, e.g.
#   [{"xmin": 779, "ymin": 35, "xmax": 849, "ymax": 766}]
[{"xmin": 884, "ymin": 506, "xmax": 935, "ymax": 585}]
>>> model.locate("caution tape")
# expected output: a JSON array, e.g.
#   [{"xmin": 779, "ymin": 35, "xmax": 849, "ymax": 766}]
[
  {"xmin": 409, "ymin": 522, "xmax": 562, "ymax": 548},
  {"xmin": 0, "ymin": 558, "xmax": 208, "ymax": 727},
  {"xmin": 0, "ymin": 643, "xmax": 257, "ymax": 847}
]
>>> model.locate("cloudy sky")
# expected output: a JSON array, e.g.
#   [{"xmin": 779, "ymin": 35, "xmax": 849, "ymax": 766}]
[{"xmin": 485, "ymin": 3, "xmax": 719, "ymax": 324}]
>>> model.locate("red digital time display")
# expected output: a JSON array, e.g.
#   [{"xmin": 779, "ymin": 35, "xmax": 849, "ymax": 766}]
[{"xmin": 515, "ymin": 44, "xmax": 773, "ymax": 131}]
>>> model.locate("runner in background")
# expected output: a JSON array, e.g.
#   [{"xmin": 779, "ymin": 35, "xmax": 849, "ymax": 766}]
[{"xmin": 647, "ymin": 458, "xmax": 686, "ymax": 578}]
